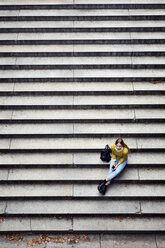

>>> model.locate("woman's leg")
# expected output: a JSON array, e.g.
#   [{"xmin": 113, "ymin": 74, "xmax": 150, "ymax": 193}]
[{"xmin": 106, "ymin": 157, "xmax": 128, "ymax": 185}]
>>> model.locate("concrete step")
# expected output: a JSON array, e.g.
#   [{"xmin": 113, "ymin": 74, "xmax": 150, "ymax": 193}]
[
  {"xmin": 0, "ymin": 82, "xmax": 134, "ymax": 92},
  {"xmin": 0, "ymin": 182, "xmax": 164, "ymax": 198},
  {"xmin": 0, "ymin": 82, "xmax": 165, "ymax": 92},
  {"xmin": 0, "ymin": 32, "xmax": 164, "ymax": 40},
  {"xmin": 0, "ymin": 69, "xmax": 164, "ymax": 79},
  {"xmin": 1, "ymin": 57, "xmax": 165, "ymax": 65},
  {"xmin": 0, "ymin": 20, "xmax": 165, "ymax": 28},
  {"xmin": 0, "ymin": 95, "xmax": 164, "ymax": 105},
  {"xmin": 0, "ymin": 215, "xmax": 165, "ymax": 232},
  {"xmin": 0, "ymin": 233, "xmax": 163, "ymax": 248},
  {"xmin": 1, "ymin": 199, "xmax": 165, "ymax": 215},
  {"xmin": 0, "ymin": 123, "xmax": 164, "ymax": 134},
  {"xmin": 0, "ymin": 167, "xmax": 164, "ymax": 182},
  {"xmin": 0, "ymin": 152, "xmax": 164, "ymax": 165},
  {"xmin": 1, "ymin": 9, "xmax": 165, "ymax": 16},
  {"xmin": 0, "ymin": 108, "xmax": 165, "ymax": 120},
  {"xmin": 0, "ymin": 44, "xmax": 164, "ymax": 52}
]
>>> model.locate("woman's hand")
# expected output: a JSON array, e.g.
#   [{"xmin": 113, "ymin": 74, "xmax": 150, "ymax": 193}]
[
  {"xmin": 114, "ymin": 163, "xmax": 120, "ymax": 170},
  {"xmin": 112, "ymin": 161, "xmax": 116, "ymax": 166}
]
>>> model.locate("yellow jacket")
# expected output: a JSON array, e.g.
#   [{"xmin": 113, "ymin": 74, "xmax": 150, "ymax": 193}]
[{"xmin": 111, "ymin": 144, "xmax": 129, "ymax": 164}]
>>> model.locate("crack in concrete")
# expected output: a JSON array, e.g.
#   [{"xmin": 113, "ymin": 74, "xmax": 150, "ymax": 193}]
[
  {"xmin": 99, "ymin": 234, "xmax": 101, "ymax": 248},
  {"xmin": 155, "ymin": 234, "xmax": 159, "ymax": 248},
  {"xmin": 139, "ymin": 200, "xmax": 142, "ymax": 215}
]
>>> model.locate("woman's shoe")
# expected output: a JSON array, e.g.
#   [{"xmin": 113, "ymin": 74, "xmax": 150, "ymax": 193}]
[{"xmin": 98, "ymin": 179, "xmax": 107, "ymax": 195}]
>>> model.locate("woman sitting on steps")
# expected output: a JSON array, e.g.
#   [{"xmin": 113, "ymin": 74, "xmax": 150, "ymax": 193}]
[{"xmin": 105, "ymin": 138, "xmax": 130, "ymax": 186}]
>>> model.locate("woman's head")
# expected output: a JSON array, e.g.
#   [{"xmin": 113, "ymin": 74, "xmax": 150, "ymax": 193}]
[{"xmin": 115, "ymin": 138, "xmax": 130, "ymax": 152}]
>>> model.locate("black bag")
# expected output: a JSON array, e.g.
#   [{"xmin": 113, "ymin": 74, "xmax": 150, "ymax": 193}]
[
  {"xmin": 98, "ymin": 179, "xmax": 107, "ymax": 195},
  {"xmin": 100, "ymin": 144, "xmax": 111, "ymax": 162}
]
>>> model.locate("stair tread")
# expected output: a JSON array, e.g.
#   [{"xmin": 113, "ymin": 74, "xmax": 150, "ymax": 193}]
[
  {"xmin": 0, "ymin": 183, "xmax": 164, "ymax": 197},
  {"xmin": 0, "ymin": 167, "xmax": 164, "ymax": 181},
  {"xmin": 0, "ymin": 152, "xmax": 165, "ymax": 165}
]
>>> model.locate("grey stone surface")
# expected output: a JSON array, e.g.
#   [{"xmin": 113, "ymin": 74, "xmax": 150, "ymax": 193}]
[
  {"xmin": 133, "ymin": 82, "xmax": 165, "ymax": 91},
  {"xmin": 0, "ymin": 168, "xmax": 9, "ymax": 180},
  {"xmin": 137, "ymin": 138, "xmax": 165, "ymax": 149},
  {"xmin": 14, "ymin": 82, "xmax": 133, "ymax": 91},
  {"xmin": 129, "ymin": 9, "xmax": 165, "ymax": 15},
  {"xmin": 16, "ymin": 56, "xmax": 132, "ymax": 65},
  {"xmin": 74, "ymin": 123, "xmax": 165, "ymax": 134},
  {"xmin": 156, "ymin": 235, "xmax": 165, "ymax": 248},
  {"xmin": 0, "ymin": 83, "xmax": 14, "ymax": 91},
  {"xmin": 73, "ymin": 95, "xmax": 165, "ymax": 105},
  {"xmin": 0, "ymin": 184, "xmax": 72, "ymax": 197},
  {"xmin": 0, "ymin": 201, "xmax": 6, "ymax": 214},
  {"xmin": 0, "ymin": 217, "xmax": 31, "ymax": 231},
  {"xmin": 74, "ymin": 20, "xmax": 165, "ymax": 28},
  {"xmin": 31, "ymin": 216, "xmax": 72, "ymax": 231},
  {"xmin": 141, "ymin": 200, "xmax": 165, "ymax": 214},
  {"xmin": 6, "ymin": 200, "xmax": 140, "ymax": 214},
  {"xmin": 7, "ymin": 167, "xmax": 138, "ymax": 181},
  {"xmin": 135, "ymin": 109, "xmax": 165, "ymax": 119},
  {"xmin": 1, "ymin": 21, "xmax": 165, "ymax": 28},
  {"xmin": 0, "ymin": 110, "xmax": 12, "ymax": 119},
  {"xmin": 12, "ymin": 109, "xmax": 134, "ymax": 120},
  {"xmin": 132, "ymin": 57, "xmax": 165, "ymax": 64},
  {"xmin": 73, "ymin": 216, "xmax": 165, "ymax": 231},
  {"xmin": 0, "ymin": 153, "xmax": 72, "ymax": 164},
  {"xmin": 0, "ymin": 33, "xmax": 17, "ymax": 40},
  {"xmin": 0, "ymin": 58, "xmax": 16, "ymax": 65},
  {"xmin": 0, "ymin": 10, "xmax": 19, "ymax": 16},
  {"xmin": 0, "ymin": 21, "xmax": 74, "ymax": 28},
  {"xmin": 0, "ymin": 123, "xmax": 74, "ymax": 134},
  {"xmin": 0, "ymin": 235, "xmax": 28, "ymax": 248},
  {"xmin": 0, "ymin": 139, "xmax": 10, "ymax": 149},
  {"xmin": 0, "ymin": 45, "xmax": 74, "ymax": 52},
  {"xmin": 139, "ymin": 167, "xmax": 165, "ymax": 180},
  {"xmin": 74, "ymin": 44, "xmax": 165, "ymax": 52},
  {"xmin": 18, "ymin": 32, "xmax": 130, "ymax": 40},
  {"xmin": 19, "ymin": 9, "xmax": 130, "ymax": 16},
  {"xmin": 1, "ymin": 183, "xmax": 164, "ymax": 198},
  {"xmin": 72, "ymin": 234, "xmax": 100, "ymax": 248},
  {"xmin": 74, "ymin": 69, "xmax": 165, "ymax": 78},
  {"xmin": 101, "ymin": 234, "xmax": 157, "ymax": 248},
  {"xmin": 131, "ymin": 32, "xmax": 165, "ymax": 39},
  {"xmin": 0, "ymin": 96, "xmax": 74, "ymax": 105},
  {"xmin": 0, "ymin": 70, "xmax": 73, "ymax": 78}
]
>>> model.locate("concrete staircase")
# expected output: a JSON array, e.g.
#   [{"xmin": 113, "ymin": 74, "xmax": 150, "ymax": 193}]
[{"xmin": 0, "ymin": 0, "xmax": 165, "ymax": 246}]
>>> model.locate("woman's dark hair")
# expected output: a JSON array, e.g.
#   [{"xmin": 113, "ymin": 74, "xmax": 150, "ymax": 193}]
[{"xmin": 115, "ymin": 138, "xmax": 130, "ymax": 152}]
